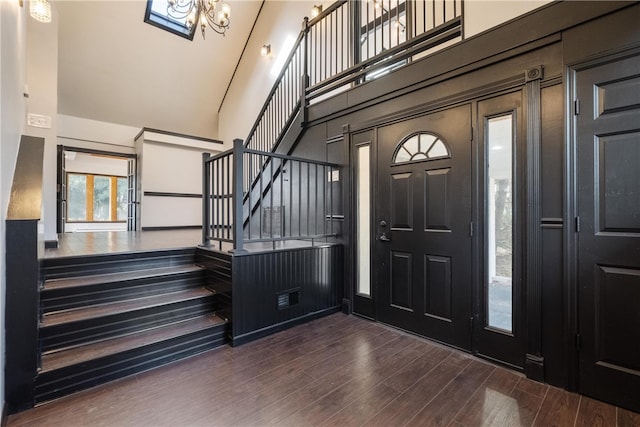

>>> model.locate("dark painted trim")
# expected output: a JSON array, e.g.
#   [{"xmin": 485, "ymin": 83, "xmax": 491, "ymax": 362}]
[
  {"xmin": 59, "ymin": 145, "xmax": 137, "ymax": 159},
  {"xmin": 347, "ymin": 71, "xmax": 529, "ymax": 133},
  {"xmin": 44, "ymin": 240, "xmax": 58, "ymax": 249},
  {"xmin": 134, "ymin": 127, "xmax": 223, "ymax": 144},
  {"xmin": 141, "ymin": 225, "xmax": 202, "ymax": 231},
  {"xmin": 7, "ymin": 136, "xmax": 44, "ymax": 220},
  {"xmin": 525, "ymin": 72, "xmax": 544, "ymax": 381},
  {"xmin": 231, "ymin": 306, "xmax": 341, "ymax": 346},
  {"xmin": 5, "ymin": 220, "xmax": 40, "ymax": 413},
  {"xmin": 143, "ymin": 191, "xmax": 202, "ymax": 198},
  {"xmin": 341, "ymin": 298, "xmax": 351, "ymax": 314}
]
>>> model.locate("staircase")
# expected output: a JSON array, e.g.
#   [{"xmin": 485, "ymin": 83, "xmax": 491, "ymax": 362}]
[{"xmin": 35, "ymin": 248, "xmax": 229, "ymax": 404}]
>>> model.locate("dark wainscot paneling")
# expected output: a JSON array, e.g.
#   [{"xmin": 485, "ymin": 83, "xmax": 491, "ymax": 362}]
[{"xmin": 230, "ymin": 244, "xmax": 343, "ymax": 345}]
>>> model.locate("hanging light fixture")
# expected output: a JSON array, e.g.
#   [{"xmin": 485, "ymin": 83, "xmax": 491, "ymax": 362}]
[
  {"xmin": 167, "ymin": 0, "xmax": 231, "ymax": 39},
  {"xmin": 30, "ymin": 0, "xmax": 52, "ymax": 23}
]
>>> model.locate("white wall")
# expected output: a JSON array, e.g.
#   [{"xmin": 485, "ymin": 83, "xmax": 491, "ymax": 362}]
[
  {"xmin": 219, "ymin": 0, "xmax": 552, "ymax": 146},
  {"xmin": 65, "ymin": 152, "xmax": 129, "ymax": 177},
  {"xmin": 25, "ymin": 4, "xmax": 58, "ymax": 243},
  {"xmin": 138, "ymin": 131, "xmax": 221, "ymax": 229},
  {"xmin": 218, "ymin": 0, "xmax": 317, "ymax": 147},
  {"xmin": 464, "ymin": 0, "xmax": 551, "ymax": 38},
  {"xmin": 0, "ymin": 0, "xmax": 27, "ymax": 414}
]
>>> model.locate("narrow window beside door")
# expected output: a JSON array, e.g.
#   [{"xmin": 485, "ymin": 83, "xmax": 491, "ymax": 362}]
[
  {"xmin": 486, "ymin": 115, "xmax": 514, "ymax": 332},
  {"xmin": 356, "ymin": 144, "xmax": 372, "ymax": 296}
]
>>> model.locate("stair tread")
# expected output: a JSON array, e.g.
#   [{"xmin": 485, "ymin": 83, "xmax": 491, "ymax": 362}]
[
  {"xmin": 40, "ymin": 314, "xmax": 226, "ymax": 373},
  {"xmin": 42, "ymin": 288, "xmax": 215, "ymax": 327},
  {"xmin": 44, "ymin": 264, "xmax": 205, "ymax": 290}
]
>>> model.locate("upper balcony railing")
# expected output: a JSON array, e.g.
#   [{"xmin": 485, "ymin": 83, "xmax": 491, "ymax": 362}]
[{"xmin": 244, "ymin": 0, "xmax": 463, "ymax": 157}]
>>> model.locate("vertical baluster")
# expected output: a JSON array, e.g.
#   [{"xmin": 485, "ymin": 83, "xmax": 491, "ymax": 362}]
[
  {"xmin": 443, "ymin": 0, "xmax": 446, "ymax": 25},
  {"xmin": 280, "ymin": 157, "xmax": 284, "ymax": 238},
  {"xmin": 432, "ymin": 0, "xmax": 435, "ymax": 30},
  {"xmin": 259, "ymin": 154, "xmax": 264, "ymax": 240},
  {"xmin": 270, "ymin": 155, "xmax": 274, "ymax": 238},
  {"xmin": 226, "ymin": 154, "xmax": 231, "ymax": 241},
  {"xmin": 248, "ymin": 152, "xmax": 252, "ymax": 239},
  {"xmin": 298, "ymin": 161, "xmax": 302, "ymax": 237},
  {"xmin": 323, "ymin": 165, "xmax": 327, "ymax": 236},
  {"xmin": 330, "ymin": 166, "xmax": 334, "ymax": 236},
  {"xmin": 329, "ymin": 13, "xmax": 333, "ymax": 78},
  {"xmin": 307, "ymin": 163, "xmax": 311, "ymax": 234},
  {"xmin": 216, "ymin": 156, "xmax": 221, "ymax": 240},
  {"xmin": 289, "ymin": 159, "xmax": 293, "ymax": 238}
]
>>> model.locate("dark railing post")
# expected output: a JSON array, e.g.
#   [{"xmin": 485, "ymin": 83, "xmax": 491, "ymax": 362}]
[
  {"xmin": 301, "ymin": 16, "xmax": 310, "ymax": 125},
  {"xmin": 202, "ymin": 152, "xmax": 211, "ymax": 246},
  {"xmin": 232, "ymin": 138, "xmax": 247, "ymax": 253}
]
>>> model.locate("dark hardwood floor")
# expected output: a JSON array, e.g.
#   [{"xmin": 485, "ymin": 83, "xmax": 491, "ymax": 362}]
[{"xmin": 8, "ymin": 313, "xmax": 640, "ymax": 426}]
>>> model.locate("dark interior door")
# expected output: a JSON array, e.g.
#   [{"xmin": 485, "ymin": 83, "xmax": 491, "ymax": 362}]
[
  {"xmin": 374, "ymin": 104, "xmax": 472, "ymax": 350},
  {"xmin": 576, "ymin": 53, "xmax": 640, "ymax": 412}
]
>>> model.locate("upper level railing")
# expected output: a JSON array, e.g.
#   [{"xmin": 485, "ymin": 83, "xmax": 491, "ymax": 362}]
[
  {"xmin": 244, "ymin": 0, "xmax": 463, "ymax": 157},
  {"xmin": 203, "ymin": 139, "xmax": 340, "ymax": 252}
]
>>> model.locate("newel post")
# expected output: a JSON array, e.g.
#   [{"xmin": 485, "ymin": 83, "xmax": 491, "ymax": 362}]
[
  {"xmin": 202, "ymin": 152, "xmax": 211, "ymax": 246},
  {"xmin": 232, "ymin": 138, "xmax": 246, "ymax": 253}
]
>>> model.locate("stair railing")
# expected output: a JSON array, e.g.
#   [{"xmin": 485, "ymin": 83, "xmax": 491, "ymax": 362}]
[
  {"xmin": 203, "ymin": 139, "xmax": 340, "ymax": 251},
  {"xmin": 243, "ymin": 0, "xmax": 463, "ymax": 189}
]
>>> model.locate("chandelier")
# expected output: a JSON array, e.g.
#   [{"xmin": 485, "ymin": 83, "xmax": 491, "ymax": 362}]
[{"xmin": 167, "ymin": 0, "xmax": 231, "ymax": 39}]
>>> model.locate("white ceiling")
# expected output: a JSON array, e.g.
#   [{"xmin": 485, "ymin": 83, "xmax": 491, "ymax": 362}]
[{"xmin": 56, "ymin": 0, "xmax": 263, "ymax": 140}]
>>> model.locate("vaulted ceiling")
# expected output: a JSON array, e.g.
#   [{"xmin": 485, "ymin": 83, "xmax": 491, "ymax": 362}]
[{"xmin": 56, "ymin": 0, "xmax": 263, "ymax": 139}]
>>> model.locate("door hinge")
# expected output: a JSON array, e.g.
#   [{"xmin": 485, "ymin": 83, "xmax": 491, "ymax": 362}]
[
  {"xmin": 575, "ymin": 333, "xmax": 581, "ymax": 351},
  {"xmin": 575, "ymin": 216, "xmax": 581, "ymax": 232},
  {"xmin": 470, "ymin": 316, "xmax": 474, "ymax": 332},
  {"xmin": 469, "ymin": 222, "xmax": 474, "ymax": 237},
  {"xmin": 574, "ymin": 99, "xmax": 580, "ymax": 115},
  {"xmin": 470, "ymin": 126, "xmax": 474, "ymax": 142}
]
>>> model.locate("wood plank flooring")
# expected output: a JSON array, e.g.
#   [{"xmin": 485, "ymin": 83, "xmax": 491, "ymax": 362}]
[
  {"xmin": 46, "ymin": 230, "xmax": 332, "ymax": 258},
  {"xmin": 8, "ymin": 313, "xmax": 640, "ymax": 427}
]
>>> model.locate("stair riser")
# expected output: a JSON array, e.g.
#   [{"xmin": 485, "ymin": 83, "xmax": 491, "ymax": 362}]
[
  {"xmin": 43, "ymin": 250, "xmax": 196, "ymax": 280},
  {"xmin": 35, "ymin": 327, "xmax": 226, "ymax": 403},
  {"xmin": 41, "ymin": 272, "xmax": 206, "ymax": 313},
  {"xmin": 40, "ymin": 297, "xmax": 216, "ymax": 352}
]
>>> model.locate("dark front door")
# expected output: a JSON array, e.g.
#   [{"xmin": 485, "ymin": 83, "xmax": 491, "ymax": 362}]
[
  {"xmin": 576, "ymin": 53, "xmax": 640, "ymax": 412},
  {"xmin": 374, "ymin": 104, "xmax": 473, "ymax": 350}
]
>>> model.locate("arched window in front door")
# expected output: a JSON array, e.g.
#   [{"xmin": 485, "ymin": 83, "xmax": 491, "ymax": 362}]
[{"xmin": 392, "ymin": 132, "xmax": 450, "ymax": 164}]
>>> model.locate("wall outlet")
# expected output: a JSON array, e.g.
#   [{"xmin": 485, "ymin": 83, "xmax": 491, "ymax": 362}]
[{"xmin": 27, "ymin": 113, "xmax": 52, "ymax": 129}]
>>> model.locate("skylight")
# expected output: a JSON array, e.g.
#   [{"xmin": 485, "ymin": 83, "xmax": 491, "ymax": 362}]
[{"xmin": 144, "ymin": 0, "xmax": 196, "ymax": 40}]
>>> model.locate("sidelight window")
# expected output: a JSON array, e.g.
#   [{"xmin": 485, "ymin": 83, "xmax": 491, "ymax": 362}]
[
  {"xmin": 486, "ymin": 114, "xmax": 514, "ymax": 332},
  {"xmin": 356, "ymin": 144, "xmax": 372, "ymax": 296}
]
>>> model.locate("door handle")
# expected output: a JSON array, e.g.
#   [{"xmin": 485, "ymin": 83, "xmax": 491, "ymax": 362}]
[{"xmin": 378, "ymin": 232, "xmax": 391, "ymax": 242}]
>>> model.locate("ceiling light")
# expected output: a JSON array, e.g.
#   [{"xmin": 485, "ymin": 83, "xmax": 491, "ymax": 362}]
[
  {"xmin": 30, "ymin": 0, "xmax": 51, "ymax": 23},
  {"xmin": 311, "ymin": 5, "xmax": 322, "ymax": 18},
  {"xmin": 260, "ymin": 44, "xmax": 271, "ymax": 57},
  {"xmin": 167, "ymin": 0, "xmax": 231, "ymax": 39}
]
